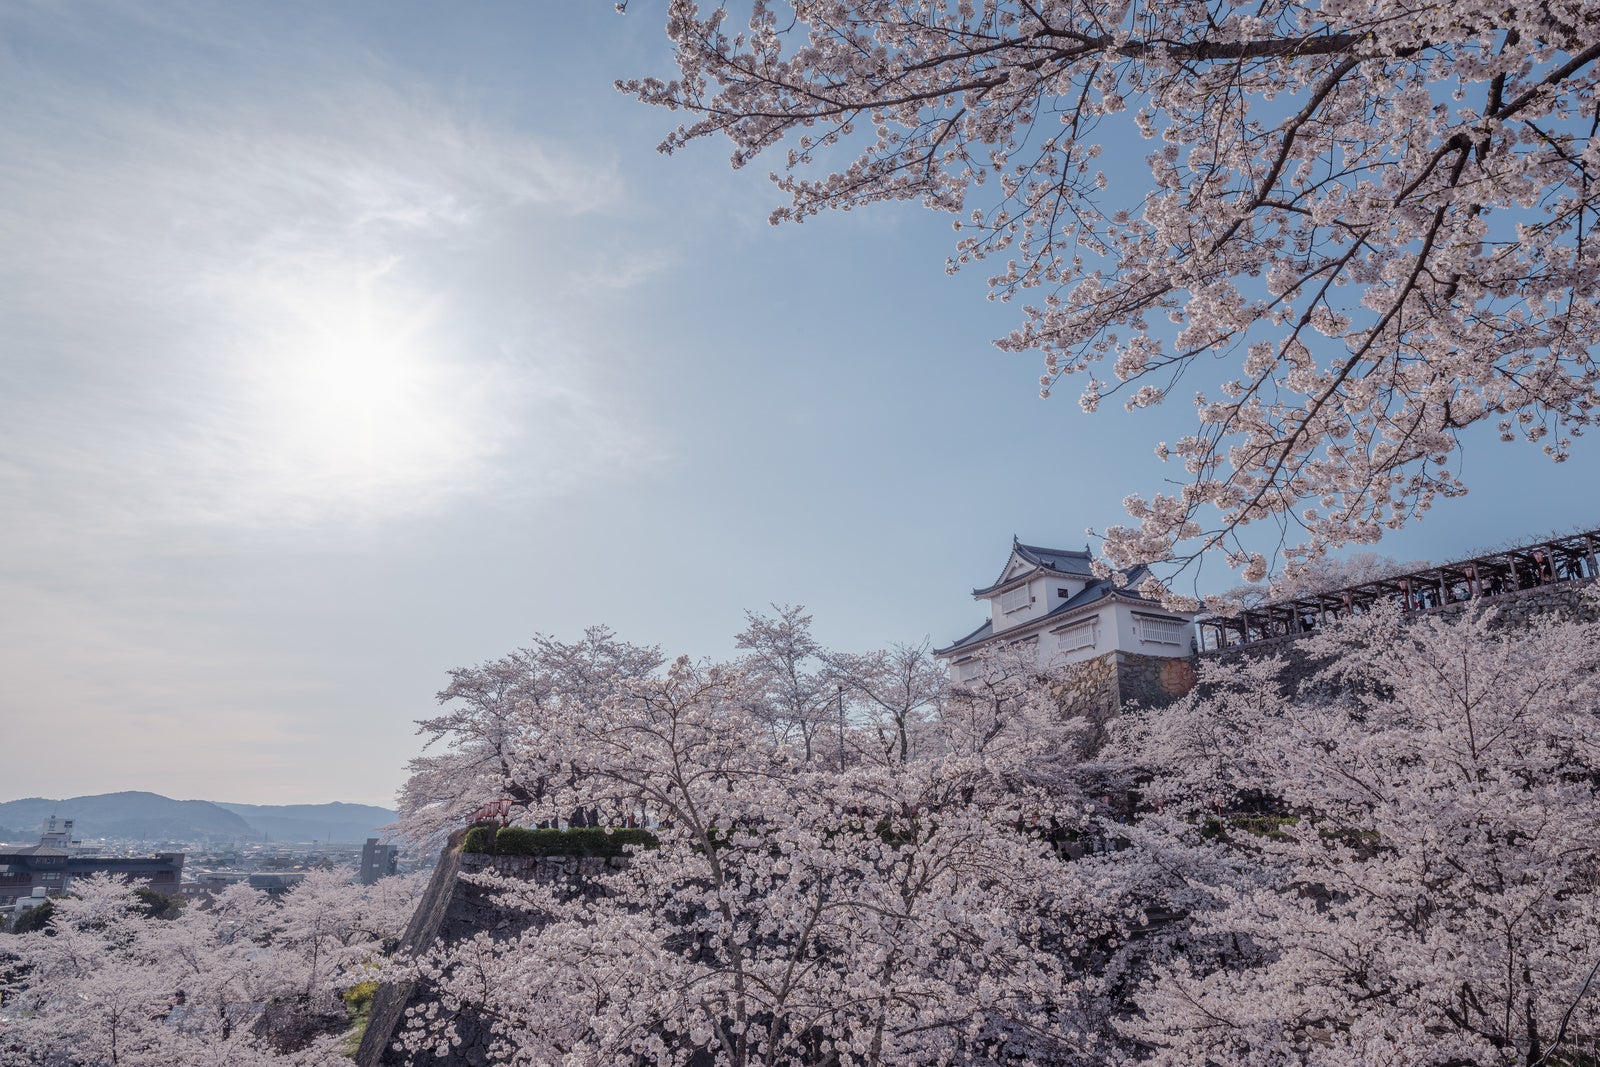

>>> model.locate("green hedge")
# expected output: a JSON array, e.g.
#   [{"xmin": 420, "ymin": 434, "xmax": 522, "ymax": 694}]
[
  {"xmin": 1199, "ymin": 814, "xmax": 1301, "ymax": 842},
  {"xmin": 462, "ymin": 825, "xmax": 657, "ymax": 857},
  {"xmin": 462, "ymin": 824, "xmax": 497, "ymax": 854}
]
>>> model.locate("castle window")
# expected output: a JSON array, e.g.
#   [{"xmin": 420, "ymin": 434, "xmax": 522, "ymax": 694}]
[
  {"xmin": 1140, "ymin": 618, "xmax": 1185, "ymax": 645},
  {"xmin": 1057, "ymin": 619, "xmax": 1098, "ymax": 652},
  {"xmin": 999, "ymin": 586, "xmax": 1030, "ymax": 614}
]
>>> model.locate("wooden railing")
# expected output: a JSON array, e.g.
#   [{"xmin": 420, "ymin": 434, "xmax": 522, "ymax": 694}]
[{"xmin": 1196, "ymin": 528, "xmax": 1600, "ymax": 652}]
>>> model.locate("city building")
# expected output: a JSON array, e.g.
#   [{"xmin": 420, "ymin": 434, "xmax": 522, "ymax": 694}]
[
  {"xmin": 0, "ymin": 818, "xmax": 183, "ymax": 913},
  {"xmin": 38, "ymin": 815, "xmax": 75, "ymax": 849},
  {"xmin": 359, "ymin": 837, "xmax": 399, "ymax": 885},
  {"xmin": 246, "ymin": 872, "xmax": 305, "ymax": 896}
]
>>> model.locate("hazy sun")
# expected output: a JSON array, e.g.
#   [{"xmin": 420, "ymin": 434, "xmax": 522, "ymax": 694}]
[
  {"xmin": 228, "ymin": 266, "xmax": 494, "ymax": 518},
  {"xmin": 291, "ymin": 304, "xmax": 432, "ymax": 460}
]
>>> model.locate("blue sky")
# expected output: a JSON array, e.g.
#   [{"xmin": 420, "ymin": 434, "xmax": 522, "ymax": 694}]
[{"xmin": 3, "ymin": 2, "xmax": 1595, "ymax": 807}]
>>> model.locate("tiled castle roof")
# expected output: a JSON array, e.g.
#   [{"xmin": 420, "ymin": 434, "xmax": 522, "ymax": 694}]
[{"xmin": 971, "ymin": 537, "xmax": 1095, "ymax": 596}]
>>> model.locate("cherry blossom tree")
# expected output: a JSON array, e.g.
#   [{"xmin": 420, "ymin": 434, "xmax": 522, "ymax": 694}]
[
  {"xmin": 939, "ymin": 634, "xmax": 1120, "ymax": 771},
  {"xmin": 735, "ymin": 604, "xmax": 838, "ymax": 763},
  {"xmin": 1111, "ymin": 602, "xmax": 1600, "ymax": 1064},
  {"xmin": 396, "ymin": 626, "xmax": 664, "ymax": 842},
  {"xmin": 391, "ymin": 642, "xmax": 1144, "ymax": 1066},
  {"xmin": 2, "ymin": 876, "xmax": 179, "ymax": 1067},
  {"xmin": 387, "ymin": 600, "xmax": 1600, "ymax": 1063},
  {"xmin": 0, "ymin": 870, "xmax": 423, "ymax": 1067},
  {"xmin": 829, "ymin": 639, "xmax": 947, "ymax": 764},
  {"xmin": 1214, "ymin": 548, "xmax": 1427, "ymax": 608},
  {"xmin": 622, "ymin": 2, "xmax": 1600, "ymax": 584},
  {"xmin": 271, "ymin": 869, "xmax": 422, "ymax": 1005}
]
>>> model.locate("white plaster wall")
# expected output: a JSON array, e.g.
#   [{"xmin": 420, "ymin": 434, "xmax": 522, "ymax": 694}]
[
  {"xmin": 989, "ymin": 575, "xmax": 1041, "ymax": 632},
  {"xmin": 1039, "ymin": 606, "xmax": 1111, "ymax": 668},
  {"xmin": 1118, "ymin": 603, "xmax": 1194, "ymax": 657},
  {"xmin": 1046, "ymin": 576, "xmax": 1087, "ymax": 608},
  {"xmin": 947, "ymin": 604, "xmax": 1131, "ymax": 679},
  {"xmin": 1103, "ymin": 602, "xmax": 1135, "ymax": 651},
  {"xmin": 990, "ymin": 573, "xmax": 1096, "ymax": 634},
  {"xmin": 966, "ymin": 600, "xmax": 1196, "ymax": 674}
]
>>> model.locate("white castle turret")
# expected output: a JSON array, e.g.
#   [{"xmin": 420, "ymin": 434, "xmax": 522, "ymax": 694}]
[{"xmin": 935, "ymin": 537, "xmax": 1198, "ymax": 710}]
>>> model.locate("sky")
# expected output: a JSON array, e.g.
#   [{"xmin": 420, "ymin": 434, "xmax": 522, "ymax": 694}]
[{"xmin": 3, "ymin": 2, "xmax": 1596, "ymax": 808}]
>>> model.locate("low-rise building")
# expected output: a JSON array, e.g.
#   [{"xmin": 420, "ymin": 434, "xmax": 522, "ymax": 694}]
[
  {"xmin": 247, "ymin": 871, "xmax": 305, "ymax": 896},
  {"xmin": 0, "ymin": 819, "xmax": 183, "ymax": 912}
]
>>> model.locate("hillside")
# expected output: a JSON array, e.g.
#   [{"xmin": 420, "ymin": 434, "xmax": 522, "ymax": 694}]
[
  {"xmin": 0, "ymin": 792, "xmax": 395, "ymax": 844},
  {"xmin": 216, "ymin": 801, "xmax": 396, "ymax": 844}
]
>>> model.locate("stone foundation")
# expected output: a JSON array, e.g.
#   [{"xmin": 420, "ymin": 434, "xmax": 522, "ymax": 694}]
[
  {"xmin": 1046, "ymin": 650, "xmax": 1198, "ymax": 751},
  {"xmin": 1114, "ymin": 651, "xmax": 1198, "ymax": 709},
  {"xmin": 356, "ymin": 840, "xmax": 629, "ymax": 1067}
]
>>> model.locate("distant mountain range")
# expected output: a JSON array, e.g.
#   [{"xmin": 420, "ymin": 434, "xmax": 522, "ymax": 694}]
[{"xmin": 0, "ymin": 791, "xmax": 396, "ymax": 845}]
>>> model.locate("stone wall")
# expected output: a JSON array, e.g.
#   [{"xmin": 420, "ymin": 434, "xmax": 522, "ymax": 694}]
[
  {"xmin": 439, "ymin": 851, "xmax": 626, "ymax": 943},
  {"xmin": 1050, "ymin": 650, "xmax": 1121, "ymax": 727},
  {"xmin": 356, "ymin": 840, "xmax": 628, "ymax": 1067},
  {"xmin": 1047, "ymin": 650, "xmax": 1198, "ymax": 750},
  {"xmin": 1114, "ymin": 651, "xmax": 1197, "ymax": 709},
  {"xmin": 1053, "ymin": 651, "xmax": 1197, "ymax": 713},
  {"xmin": 355, "ymin": 831, "xmax": 465, "ymax": 1067}
]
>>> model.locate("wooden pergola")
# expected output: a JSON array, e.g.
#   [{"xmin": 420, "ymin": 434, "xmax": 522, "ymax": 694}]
[{"xmin": 1196, "ymin": 528, "xmax": 1600, "ymax": 653}]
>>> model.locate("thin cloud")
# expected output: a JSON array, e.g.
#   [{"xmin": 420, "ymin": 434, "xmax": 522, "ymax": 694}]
[
  {"xmin": 0, "ymin": 3, "xmax": 680, "ymax": 805},
  {"xmin": 0, "ymin": 66, "xmax": 643, "ymax": 542}
]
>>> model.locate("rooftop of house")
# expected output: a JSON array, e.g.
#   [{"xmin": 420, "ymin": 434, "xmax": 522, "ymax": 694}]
[{"xmin": 0, "ymin": 846, "xmax": 70, "ymax": 859}]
